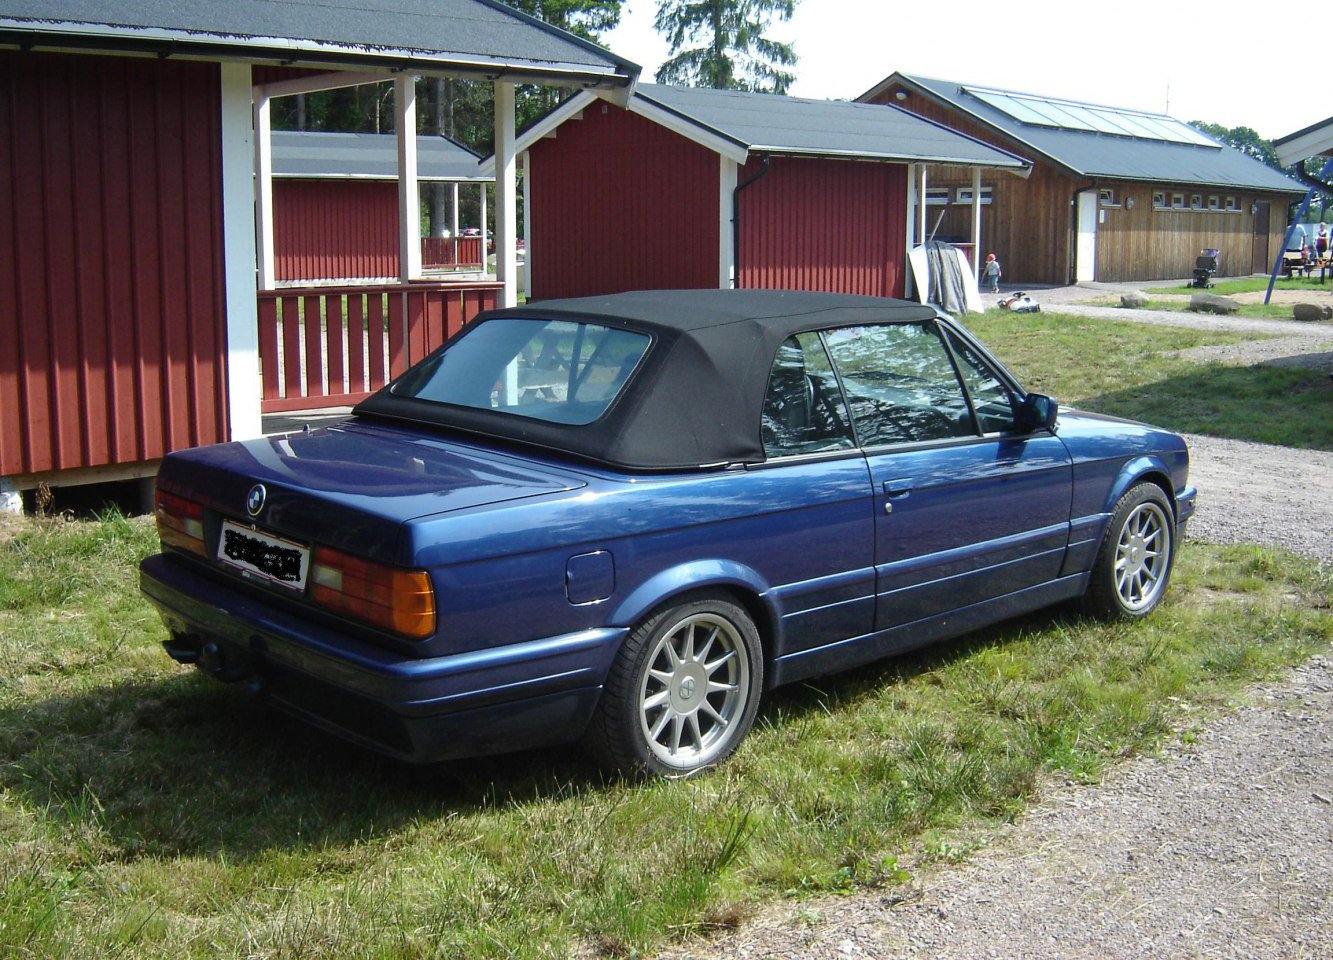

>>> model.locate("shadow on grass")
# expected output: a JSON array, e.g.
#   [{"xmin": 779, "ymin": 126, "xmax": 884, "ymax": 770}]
[
  {"xmin": 0, "ymin": 666, "xmax": 613, "ymax": 860},
  {"xmin": 0, "ymin": 605, "xmax": 1059, "ymax": 864},
  {"xmin": 1078, "ymin": 361, "xmax": 1333, "ymax": 450}
]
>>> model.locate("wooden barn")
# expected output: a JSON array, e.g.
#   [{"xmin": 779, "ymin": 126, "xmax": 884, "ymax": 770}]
[
  {"xmin": 497, "ymin": 83, "xmax": 1028, "ymax": 301},
  {"xmin": 0, "ymin": 1, "xmax": 636, "ymax": 511},
  {"xmin": 272, "ymin": 131, "xmax": 492, "ymax": 284},
  {"xmin": 859, "ymin": 74, "xmax": 1305, "ymax": 285}
]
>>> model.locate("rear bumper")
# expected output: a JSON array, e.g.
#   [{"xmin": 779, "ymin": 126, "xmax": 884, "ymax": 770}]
[{"xmin": 139, "ymin": 554, "xmax": 624, "ymax": 763}]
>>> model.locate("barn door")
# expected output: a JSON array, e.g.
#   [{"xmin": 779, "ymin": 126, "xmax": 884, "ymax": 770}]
[
  {"xmin": 1251, "ymin": 201, "xmax": 1271, "ymax": 274},
  {"xmin": 1075, "ymin": 190, "xmax": 1098, "ymax": 282}
]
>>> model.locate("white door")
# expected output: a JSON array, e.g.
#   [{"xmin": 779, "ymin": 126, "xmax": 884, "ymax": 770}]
[{"xmin": 1075, "ymin": 190, "xmax": 1097, "ymax": 282}]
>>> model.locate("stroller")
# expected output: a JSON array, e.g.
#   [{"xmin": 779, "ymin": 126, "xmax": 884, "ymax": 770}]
[{"xmin": 1191, "ymin": 248, "xmax": 1220, "ymax": 288}]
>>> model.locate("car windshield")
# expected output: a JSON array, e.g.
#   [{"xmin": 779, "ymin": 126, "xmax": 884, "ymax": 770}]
[{"xmin": 389, "ymin": 318, "xmax": 652, "ymax": 426}]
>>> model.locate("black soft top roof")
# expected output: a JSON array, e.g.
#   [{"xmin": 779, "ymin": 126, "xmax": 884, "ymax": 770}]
[{"xmin": 354, "ymin": 289, "xmax": 940, "ymax": 470}]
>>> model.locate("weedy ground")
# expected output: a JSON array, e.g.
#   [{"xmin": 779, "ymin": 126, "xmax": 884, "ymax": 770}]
[{"xmin": 1, "ymin": 314, "xmax": 1329, "ymax": 959}]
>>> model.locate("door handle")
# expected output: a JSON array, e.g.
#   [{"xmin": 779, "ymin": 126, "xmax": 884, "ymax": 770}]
[{"xmin": 882, "ymin": 478, "xmax": 914, "ymax": 514}]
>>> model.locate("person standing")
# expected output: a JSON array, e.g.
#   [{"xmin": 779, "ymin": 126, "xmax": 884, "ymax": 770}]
[
  {"xmin": 1317, "ymin": 223, "xmax": 1328, "ymax": 260},
  {"xmin": 982, "ymin": 253, "xmax": 1002, "ymax": 293}
]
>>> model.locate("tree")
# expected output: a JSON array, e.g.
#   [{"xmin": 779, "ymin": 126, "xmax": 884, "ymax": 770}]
[
  {"xmin": 501, "ymin": 1, "xmax": 625, "ymax": 118},
  {"xmin": 653, "ymin": 0, "xmax": 798, "ymax": 94},
  {"xmin": 500, "ymin": 0, "xmax": 621, "ymax": 41}
]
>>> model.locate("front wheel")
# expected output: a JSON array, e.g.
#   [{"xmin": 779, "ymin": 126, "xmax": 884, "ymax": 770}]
[
  {"xmin": 584, "ymin": 594, "xmax": 763, "ymax": 778},
  {"xmin": 1083, "ymin": 483, "xmax": 1176, "ymax": 619}
]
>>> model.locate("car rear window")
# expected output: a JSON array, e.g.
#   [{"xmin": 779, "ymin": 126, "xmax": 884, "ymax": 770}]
[{"xmin": 389, "ymin": 318, "xmax": 651, "ymax": 425}]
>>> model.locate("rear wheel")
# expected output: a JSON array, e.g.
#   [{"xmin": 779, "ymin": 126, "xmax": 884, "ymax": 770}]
[
  {"xmin": 585, "ymin": 594, "xmax": 762, "ymax": 778},
  {"xmin": 1083, "ymin": 483, "xmax": 1175, "ymax": 619}
]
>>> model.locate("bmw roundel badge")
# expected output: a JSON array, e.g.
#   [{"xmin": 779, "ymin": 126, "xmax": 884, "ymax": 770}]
[{"xmin": 245, "ymin": 483, "xmax": 267, "ymax": 518}]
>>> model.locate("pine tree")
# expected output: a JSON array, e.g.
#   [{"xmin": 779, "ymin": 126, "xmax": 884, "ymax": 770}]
[{"xmin": 653, "ymin": 0, "xmax": 797, "ymax": 94}]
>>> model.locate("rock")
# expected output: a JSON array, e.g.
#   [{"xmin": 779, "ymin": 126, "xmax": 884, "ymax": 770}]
[
  {"xmin": 1292, "ymin": 302, "xmax": 1333, "ymax": 322},
  {"xmin": 1120, "ymin": 291, "xmax": 1149, "ymax": 309},
  {"xmin": 1188, "ymin": 293, "xmax": 1241, "ymax": 315}
]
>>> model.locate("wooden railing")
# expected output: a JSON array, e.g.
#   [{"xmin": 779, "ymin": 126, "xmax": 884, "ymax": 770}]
[
  {"xmin": 421, "ymin": 236, "xmax": 485, "ymax": 270},
  {"xmin": 257, "ymin": 281, "xmax": 502, "ymax": 413}
]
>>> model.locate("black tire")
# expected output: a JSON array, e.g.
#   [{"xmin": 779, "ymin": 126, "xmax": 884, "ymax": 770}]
[
  {"xmin": 1082, "ymin": 482, "xmax": 1176, "ymax": 620},
  {"xmin": 584, "ymin": 593, "xmax": 763, "ymax": 778}
]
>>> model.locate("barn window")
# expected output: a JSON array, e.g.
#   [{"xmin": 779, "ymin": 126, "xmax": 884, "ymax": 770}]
[
  {"xmin": 1098, "ymin": 188, "xmax": 1117, "ymax": 206},
  {"xmin": 1208, "ymin": 195, "xmax": 1221, "ymax": 210},
  {"xmin": 1171, "ymin": 193, "xmax": 1185, "ymax": 209},
  {"xmin": 954, "ymin": 186, "xmax": 992, "ymax": 205},
  {"xmin": 925, "ymin": 187, "xmax": 950, "ymax": 206},
  {"xmin": 1190, "ymin": 194, "xmax": 1202, "ymax": 209},
  {"xmin": 1152, "ymin": 192, "xmax": 1166, "ymax": 208},
  {"xmin": 1225, "ymin": 196, "xmax": 1239, "ymax": 212}
]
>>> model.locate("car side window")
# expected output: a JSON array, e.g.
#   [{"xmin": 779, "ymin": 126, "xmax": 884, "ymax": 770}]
[
  {"xmin": 822, "ymin": 323, "xmax": 974, "ymax": 447},
  {"xmin": 761, "ymin": 333, "xmax": 856, "ymax": 457},
  {"xmin": 942, "ymin": 329, "xmax": 1017, "ymax": 434}
]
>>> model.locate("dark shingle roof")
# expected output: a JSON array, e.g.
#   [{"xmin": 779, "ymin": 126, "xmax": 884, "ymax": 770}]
[
  {"xmin": 873, "ymin": 74, "xmax": 1303, "ymax": 194},
  {"xmin": 635, "ymin": 83, "xmax": 1027, "ymax": 168},
  {"xmin": 0, "ymin": 1, "xmax": 638, "ymax": 85},
  {"xmin": 272, "ymin": 131, "xmax": 489, "ymax": 182}
]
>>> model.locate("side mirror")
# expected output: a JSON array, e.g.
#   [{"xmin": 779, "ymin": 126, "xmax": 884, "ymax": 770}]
[{"xmin": 1018, "ymin": 393, "xmax": 1058, "ymax": 433}]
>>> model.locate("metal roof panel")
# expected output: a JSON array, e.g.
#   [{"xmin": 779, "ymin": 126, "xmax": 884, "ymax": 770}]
[{"xmin": 890, "ymin": 75, "xmax": 1304, "ymax": 194}]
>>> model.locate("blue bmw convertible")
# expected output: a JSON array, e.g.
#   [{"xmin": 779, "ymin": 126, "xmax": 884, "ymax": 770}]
[{"xmin": 140, "ymin": 290, "xmax": 1194, "ymax": 777}]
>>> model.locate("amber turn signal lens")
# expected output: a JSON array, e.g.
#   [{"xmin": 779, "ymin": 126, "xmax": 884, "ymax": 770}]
[{"xmin": 309, "ymin": 545, "xmax": 436, "ymax": 640}]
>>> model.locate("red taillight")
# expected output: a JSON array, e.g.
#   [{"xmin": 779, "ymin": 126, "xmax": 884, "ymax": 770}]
[
  {"xmin": 155, "ymin": 489, "xmax": 206, "ymax": 557},
  {"xmin": 309, "ymin": 545, "xmax": 436, "ymax": 640}
]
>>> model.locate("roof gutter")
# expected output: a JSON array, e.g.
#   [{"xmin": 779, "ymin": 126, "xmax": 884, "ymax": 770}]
[{"xmin": 732, "ymin": 154, "xmax": 771, "ymax": 290}]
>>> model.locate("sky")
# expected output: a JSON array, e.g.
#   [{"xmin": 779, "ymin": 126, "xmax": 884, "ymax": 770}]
[{"xmin": 601, "ymin": 1, "xmax": 1318, "ymax": 142}]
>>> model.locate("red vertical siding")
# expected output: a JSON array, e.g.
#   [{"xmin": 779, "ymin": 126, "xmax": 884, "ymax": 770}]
[
  {"xmin": 0, "ymin": 50, "xmax": 229, "ymax": 479},
  {"xmin": 273, "ymin": 179, "xmax": 400, "ymax": 283},
  {"xmin": 738, "ymin": 157, "xmax": 908, "ymax": 297},
  {"xmin": 528, "ymin": 102, "xmax": 718, "ymax": 299}
]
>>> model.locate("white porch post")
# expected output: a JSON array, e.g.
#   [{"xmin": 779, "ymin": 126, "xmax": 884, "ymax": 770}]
[
  {"xmin": 718, "ymin": 156, "xmax": 738, "ymax": 288},
  {"xmin": 494, "ymin": 81, "xmax": 517, "ymax": 307},
  {"xmin": 396, "ymin": 76, "xmax": 421, "ymax": 283},
  {"xmin": 971, "ymin": 167, "xmax": 983, "ymax": 285},
  {"xmin": 905, "ymin": 163, "xmax": 918, "ymax": 298},
  {"xmin": 451, "ymin": 182, "xmax": 460, "ymax": 238},
  {"xmin": 221, "ymin": 62, "xmax": 262, "ymax": 441},
  {"xmin": 917, "ymin": 165, "xmax": 928, "ymax": 246},
  {"xmin": 253, "ymin": 93, "xmax": 275, "ymax": 291},
  {"xmin": 521, "ymin": 150, "xmax": 532, "ymax": 298},
  {"xmin": 479, "ymin": 183, "xmax": 488, "ymax": 265}
]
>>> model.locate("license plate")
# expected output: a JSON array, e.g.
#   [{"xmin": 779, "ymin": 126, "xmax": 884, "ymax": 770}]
[{"xmin": 217, "ymin": 520, "xmax": 310, "ymax": 591}]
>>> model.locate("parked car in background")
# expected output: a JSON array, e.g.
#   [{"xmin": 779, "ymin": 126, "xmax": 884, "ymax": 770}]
[{"xmin": 141, "ymin": 290, "xmax": 1194, "ymax": 777}]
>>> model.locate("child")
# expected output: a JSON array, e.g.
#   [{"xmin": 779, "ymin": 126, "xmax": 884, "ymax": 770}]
[{"xmin": 982, "ymin": 253, "xmax": 1002, "ymax": 294}]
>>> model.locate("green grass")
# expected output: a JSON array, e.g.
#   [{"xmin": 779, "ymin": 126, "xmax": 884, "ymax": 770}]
[
  {"xmin": 1145, "ymin": 276, "xmax": 1331, "ymax": 297},
  {"xmin": 968, "ymin": 310, "xmax": 1333, "ymax": 450},
  {"xmin": 1, "ymin": 509, "xmax": 1330, "ymax": 959}
]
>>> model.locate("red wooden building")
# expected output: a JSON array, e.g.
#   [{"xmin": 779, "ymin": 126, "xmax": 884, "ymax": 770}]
[
  {"xmin": 0, "ymin": 2, "xmax": 637, "ymax": 511},
  {"xmin": 272, "ymin": 131, "xmax": 491, "ymax": 283},
  {"xmin": 496, "ymin": 83, "xmax": 1028, "ymax": 301}
]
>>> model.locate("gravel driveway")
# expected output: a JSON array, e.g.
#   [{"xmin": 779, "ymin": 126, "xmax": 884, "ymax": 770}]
[{"xmin": 656, "ymin": 283, "xmax": 1333, "ymax": 960}]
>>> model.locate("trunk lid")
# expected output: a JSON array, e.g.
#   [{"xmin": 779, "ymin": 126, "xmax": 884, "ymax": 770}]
[{"xmin": 158, "ymin": 420, "xmax": 587, "ymax": 563}]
